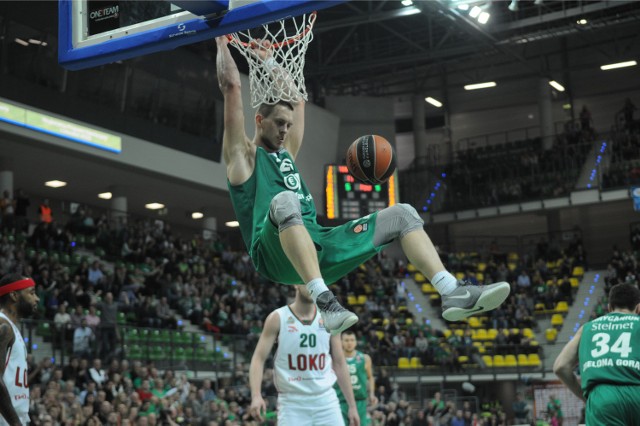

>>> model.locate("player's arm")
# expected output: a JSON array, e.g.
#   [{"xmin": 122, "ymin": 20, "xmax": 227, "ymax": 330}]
[
  {"xmin": 364, "ymin": 354, "xmax": 378, "ymax": 406},
  {"xmin": 331, "ymin": 335, "xmax": 360, "ymax": 426},
  {"xmin": 553, "ymin": 326, "xmax": 585, "ymax": 401},
  {"xmin": 215, "ymin": 36, "xmax": 254, "ymax": 185},
  {"xmin": 249, "ymin": 311, "xmax": 280, "ymax": 421},
  {"xmin": 285, "ymin": 100, "xmax": 305, "ymax": 160},
  {"xmin": 0, "ymin": 320, "xmax": 21, "ymax": 426}
]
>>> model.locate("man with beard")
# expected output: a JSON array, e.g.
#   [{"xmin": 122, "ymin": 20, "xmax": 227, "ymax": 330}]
[{"xmin": 0, "ymin": 273, "xmax": 39, "ymax": 425}]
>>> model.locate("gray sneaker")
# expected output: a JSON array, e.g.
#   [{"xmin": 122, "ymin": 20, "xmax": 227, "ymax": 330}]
[
  {"xmin": 319, "ymin": 298, "xmax": 359, "ymax": 335},
  {"xmin": 442, "ymin": 281, "xmax": 511, "ymax": 321}
]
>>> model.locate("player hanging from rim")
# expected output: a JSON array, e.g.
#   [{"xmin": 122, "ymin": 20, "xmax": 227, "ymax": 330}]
[
  {"xmin": 0, "ymin": 273, "xmax": 39, "ymax": 426},
  {"xmin": 215, "ymin": 35, "xmax": 511, "ymax": 335},
  {"xmin": 335, "ymin": 330, "xmax": 377, "ymax": 426},
  {"xmin": 249, "ymin": 285, "xmax": 359, "ymax": 426},
  {"xmin": 553, "ymin": 283, "xmax": 640, "ymax": 426}
]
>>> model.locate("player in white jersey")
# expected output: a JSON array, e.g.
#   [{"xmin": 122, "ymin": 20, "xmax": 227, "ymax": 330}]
[
  {"xmin": 249, "ymin": 285, "xmax": 359, "ymax": 426},
  {"xmin": 0, "ymin": 274, "xmax": 39, "ymax": 426}
]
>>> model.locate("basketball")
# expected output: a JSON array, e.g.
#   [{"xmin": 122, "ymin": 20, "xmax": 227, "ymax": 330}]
[{"xmin": 346, "ymin": 135, "xmax": 396, "ymax": 184}]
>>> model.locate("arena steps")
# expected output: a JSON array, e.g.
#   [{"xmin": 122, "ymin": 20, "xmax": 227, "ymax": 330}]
[
  {"xmin": 541, "ymin": 270, "xmax": 605, "ymax": 371},
  {"xmin": 400, "ymin": 277, "xmax": 447, "ymax": 330}
]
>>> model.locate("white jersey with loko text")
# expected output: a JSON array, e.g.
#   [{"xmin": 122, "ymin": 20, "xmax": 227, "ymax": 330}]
[
  {"xmin": 273, "ymin": 305, "xmax": 336, "ymax": 395},
  {"xmin": 0, "ymin": 312, "xmax": 29, "ymax": 426}
]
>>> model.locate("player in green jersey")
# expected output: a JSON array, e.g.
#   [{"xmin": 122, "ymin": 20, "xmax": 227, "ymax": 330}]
[
  {"xmin": 335, "ymin": 330, "xmax": 377, "ymax": 426},
  {"xmin": 215, "ymin": 35, "xmax": 510, "ymax": 338},
  {"xmin": 554, "ymin": 283, "xmax": 640, "ymax": 426}
]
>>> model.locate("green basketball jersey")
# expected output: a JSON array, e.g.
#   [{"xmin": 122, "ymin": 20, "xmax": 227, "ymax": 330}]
[
  {"xmin": 336, "ymin": 351, "xmax": 369, "ymax": 401},
  {"xmin": 228, "ymin": 147, "xmax": 317, "ymax": 253},
  {"xmin": 579, "ymin": 312, "xmax": 640, "ymax": 398}
]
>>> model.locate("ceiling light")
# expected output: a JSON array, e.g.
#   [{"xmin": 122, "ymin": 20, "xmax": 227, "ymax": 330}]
[
  {"xmin": 562, "ymin": 104, "xmax": 572, "ymax": 110},
  {"xmin": 469, "ymin": 6, "xmax": 482, "ymax": 18},
  {"xmin": 425, "ymin": 97, "xmax": 443, "ymax": 108},
  {"xmin": 600, "ymin": 60, "xmax": 637, "ymax": 71},
  {"xmin": 28, "ymin": 39, "xmax": 42, "ymax": 45},
  {"xmin": 14, "ymin": 38, "xmax": 28, "ymax": 47},
  {"xmin": 192, "ymin": 212, "xmax": 204, "ymax": 219},
  {"xmin": 401, "ymin": 0, "xmax": 413, "ymax": 6},
  {"xmin": 577, "ymin": 19, "xmax": 587, "ymax": 25},
  {"xmin": 41, "ymin": 42, "xmax": 48, "ymax": 47},
  {"xmin": 45, "ymin": 180, "xmax": 67, "ymax": 188},
  {"xmin": 464, "ymin": 81, "xmax": 496, "ymax": 90},
  {"xmin": 549, "ymin": 80, "xmax": 565, "ymax": 92},
  {"xmin": 458, "ymin": 3, "xmax": 469, "ymax": 10},
  {"xmin": 225, "ymin": 220, "xmax": 240, "ymax": 228},
  {"xmin": 478, "ymin": 11, "xmax": 490, "ymax": 24},
  {"xmin": 98, "ymin": 192, "xmax": 112, "ymax": 200},
  {"xmin": 508, "ymin": 0, "xmax": 518, "ymax": 12},
  {"xmin": 534, "ymin": 0, "xmax": 543, "ymax": 5},
  {"xmin": 145, "ymin": 203, "xmax": 165, "ymax": 210}
]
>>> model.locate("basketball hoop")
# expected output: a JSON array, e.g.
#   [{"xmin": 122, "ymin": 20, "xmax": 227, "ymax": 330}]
[{"xmin": 227, "ymin": 12, "xmax": 317, "ymax": 107}]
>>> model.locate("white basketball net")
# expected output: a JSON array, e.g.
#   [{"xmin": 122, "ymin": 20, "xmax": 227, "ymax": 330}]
[{"xmin": 228, "ymin": 12, "xmax": 316, "ymax": 107}]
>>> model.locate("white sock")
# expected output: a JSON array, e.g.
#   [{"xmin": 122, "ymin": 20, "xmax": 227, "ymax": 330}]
[
  {"xmin": 306, "ymin": 278, "xmax": 329, "ymax": 303},
  {"xmin": 431, "ymin": 271, "xmax": 458, "ymax": 295}
]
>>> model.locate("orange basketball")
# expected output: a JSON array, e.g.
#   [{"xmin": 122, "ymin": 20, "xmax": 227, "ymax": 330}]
[{"xmin": 346, "ymin": 135, "xmax": 396, "ymax": 184}]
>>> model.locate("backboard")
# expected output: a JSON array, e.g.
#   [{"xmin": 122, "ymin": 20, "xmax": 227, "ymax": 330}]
[{"xmin": 59, "ymin": 0, "xmax": 345, "ymax": 70}]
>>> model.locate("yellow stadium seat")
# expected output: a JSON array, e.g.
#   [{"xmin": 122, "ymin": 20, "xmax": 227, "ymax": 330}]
[
  {"xmin": 376, "ymin": 331, "xmax": 385, "ymax": 340},
  {"xmin": 347, "ymin": 295, "xmax": 357, "ymax": 306},
  {"xmin": 458, "ymin": 355, "xmax": 469, "ymax": 364},
  {"xmin": 383, "ymin": 318, "xmax": 390, "ymax": 326},
  {"xmin": 477, "ymin": 262, "xmax": 487, "ymax": 272},
  {"xmin": 530, "ymin": 340, "xmax": 539, "ymax": 347},
  {"xmin": 507, "ymin": 262, "xmax": 517, "ymax": 272},
  {"xmin": 510, "ymin": 328, "xmax": 520, "ymax": 336},
  {"xmin": 551, "ymin": 314, "xmax": 564, "ymax": 327},
  {"xmin": 555, "ymin": 258, "xmax": 564, "ymax": 267},
  {"xmin": 421, "ymin": 283, "xmax": 430, "ymax": 293},
  {"xmin": 468, "ymin": 317, "xmax": 481, "ymax": 328},
  {"xmin": 454, "ymin": 329, "xmax": 464, "ymax": 337},
  {"xmin": 410, "ymin": 357, "xmax": 422, "ymax": 368},
  {"xmin": 398, "ymin": 357, "xmax": 411, "ymax": 369},
  {"xmin": 570, "ymin": 277, "xmax": 579, "ymax": 288},
  {"xmin": 528, "ymin": 353, "xmax": 542, "ymax": 367},
  {"xmin": 455, "ymin": 272, "xmax": 465, "ymax": 280},
  {"xmin": 358, "ymin": 264, "xmax": 367, "ymax": 272},
  {"xmin": 505, "ymin": 355, "xmax": 517, "ymax": 367},
  {"xmin": 407, "ymin": 263, "xmax": 417, "ymax": 272},
  {"xmin": 572, "ymin": 266, "xmax": 584, "ymax": 277},
  {"xmin": 493, "ymin": 355, "xmax": 505, "ymax": 367},
  {"xmin": 507, "ymin": 252, "xmax": 519, "ymax": 261},
  {"xmin": 487, "ymin": 329, "xmax": 498, "ymax": 340},
  {"xmin": 556, "ymin": 301, "xmax": 569, "ymax": 313},
  {"xmin": 482, "ymin": 355, "xmax": 493, "ymax": 367},
  {"xmin": 357, "ymin": 295, "xmax": 367, "ymax": 305},
  {"xmin": 546, "ymin": 261, "xmax": 556, "ymax": 270},
  {"xmin": 518, "ymin": 354, "xmax": 530, "ymax": 367},
  {"xmin": 523, "ymin": 328, "xmax": 534, "ymax": 339},
  {"xmin": 398, "ymin": 305, "xmax": 408, "ymax": 311},
  {"xmin": 443, "ymin": 329, "xmax": 452, "ymax": 338},
  {"xmin": 546, "ymin": 328, "xmax": 557, "ymax": 343},
  {"xmin": 405, "ymin": 318, "xmax": 413, "ymax": 325},
  {"xmin": 414, "ymin": 273, "xmax": 426, "ymax": 283},
  {"xmin": 476, "ymin": 272, "xmax": 484, "ymax": 282},
  {"xmin": 474, "ymin": 329, "xmax": 488, "ymax": 340},
  {"xmin": 430, "ymin": 294, "xmax": 440, "ymax": 302},
  {"xmin": 372, "ymin": 318, "xmax": 380, "ymax": 325},
  {"xmin": 535, "ymin": 303, "xmax": 546, "ymax": 312}
]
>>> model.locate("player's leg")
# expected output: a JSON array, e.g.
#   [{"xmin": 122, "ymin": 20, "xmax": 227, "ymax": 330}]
[
  {"xmin": 373, "ymin": 203, "xmax": 510, "ymax": 321},
  {"xmin": 270, "ymin": 191, "xmax": 357, "ymax": 334}
]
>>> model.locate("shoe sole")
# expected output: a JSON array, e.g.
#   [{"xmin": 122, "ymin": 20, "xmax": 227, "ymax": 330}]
[
  {"xmin": 442, "ymin": 282, "xmax": 511, "ymax": 322},
  {"xmin": 329, "ymin": 314, "xmax": 359, "ymax": 336}
]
